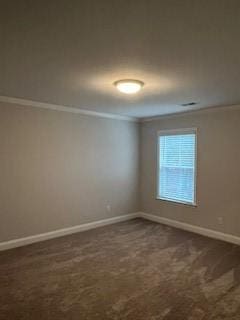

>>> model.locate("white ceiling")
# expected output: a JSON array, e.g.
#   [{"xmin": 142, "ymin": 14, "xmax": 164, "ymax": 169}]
[{"xmin": 1, "ymin": 0, "xmax": 240, "ymax": 119}]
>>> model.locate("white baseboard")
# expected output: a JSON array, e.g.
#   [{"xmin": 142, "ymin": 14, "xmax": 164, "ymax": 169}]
[
  {"xmin": 139, "ymin": 212, "xmax": 240, "ymax": 246},
  {"xmin": 2, "ymin": 211, "xmax": 240, "ymax": 251},
  {"xmin": 0, "ymin": 213, "xmax": 140, "ymax": 251}
]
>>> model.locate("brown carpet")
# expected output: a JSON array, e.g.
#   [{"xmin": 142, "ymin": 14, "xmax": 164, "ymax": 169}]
[{"xmin": 1, "ymin": 218, "xmax": 240, "ymax": 320}]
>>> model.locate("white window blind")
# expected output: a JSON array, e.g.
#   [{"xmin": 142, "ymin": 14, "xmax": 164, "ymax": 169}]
[{"xmin": 157, "ymin": 129, "xmax": 197, "ymax": 205}]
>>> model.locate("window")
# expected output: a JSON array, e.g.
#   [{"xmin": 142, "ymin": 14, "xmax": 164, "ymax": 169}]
[{"xmin": 157, "ymin": 129, "xmax": 197, "ymax": 205}]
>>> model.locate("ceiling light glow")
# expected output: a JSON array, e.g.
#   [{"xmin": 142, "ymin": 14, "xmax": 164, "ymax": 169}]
[{"xmin": 114, "ymin": 79, "xmax": 144, "ymax": 94}]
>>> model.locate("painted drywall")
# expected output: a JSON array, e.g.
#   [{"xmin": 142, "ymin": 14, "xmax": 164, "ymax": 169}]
[
  {"xmin": 140, "ymin": 106, "xmax": 240, "ymax": 237},
  {"xmin": 0, "ymin": 102, "xmax": 139, "ymax": 242}
]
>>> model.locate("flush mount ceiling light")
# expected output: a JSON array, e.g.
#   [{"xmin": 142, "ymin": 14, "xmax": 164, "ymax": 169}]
[{"xmin": 114, "ymin": 79, "xmax": 144, "ymax": 94}]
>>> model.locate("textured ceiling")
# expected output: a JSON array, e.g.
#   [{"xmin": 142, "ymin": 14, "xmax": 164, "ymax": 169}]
[{"xmin": 1, "ymin": 0, "xmax": 240, "ymax": 118}]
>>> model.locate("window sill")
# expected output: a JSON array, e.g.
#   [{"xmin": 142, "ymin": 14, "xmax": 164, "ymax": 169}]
[{"xmin": 156, "ymin": 197, "xmax": 197, "ymax": 207}]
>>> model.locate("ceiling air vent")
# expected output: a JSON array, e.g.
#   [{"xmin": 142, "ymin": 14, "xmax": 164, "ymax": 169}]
[{"xmin": 181, "ymin": 102, "xmax": 198, "ymax": 107}]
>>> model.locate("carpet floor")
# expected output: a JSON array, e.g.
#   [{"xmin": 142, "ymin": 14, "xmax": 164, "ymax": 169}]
[{"xmin": 1, "ymin": 218, "xmax": 240, "ymax": 320}]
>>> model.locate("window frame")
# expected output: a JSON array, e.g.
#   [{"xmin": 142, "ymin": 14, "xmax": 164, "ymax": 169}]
[{"xmin": 156, "ymin": 128, "xmax": 198, "ymax": 206}]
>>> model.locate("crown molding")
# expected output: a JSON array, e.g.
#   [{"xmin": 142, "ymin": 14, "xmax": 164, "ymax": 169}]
[
  {"xmin": 0, "ymin": 95, "xmax": 139, "ymax": 122},
  {"xmin": 141, "ymin": 104, "xmax": 240, "ymax": 123}
]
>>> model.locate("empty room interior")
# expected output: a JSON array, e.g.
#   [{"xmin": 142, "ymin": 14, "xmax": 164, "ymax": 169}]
[{"xmin": 1, "ymin": 1, "xmax": 240, "ymax": 319}]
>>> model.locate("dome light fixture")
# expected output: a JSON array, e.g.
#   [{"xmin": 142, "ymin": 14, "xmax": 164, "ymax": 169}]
[{"xmin": 114, "ymin": 79, "xmax": 144, "ymax": 94}]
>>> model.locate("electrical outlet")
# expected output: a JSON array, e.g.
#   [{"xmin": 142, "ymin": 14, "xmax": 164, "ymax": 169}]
[
  {"xmin": 106, "ymin": 205, "xmax": 111, "ymax": 212},
  {"xmin": 217, "ymin": 217, "xmax": 223, "ymax": 225}
]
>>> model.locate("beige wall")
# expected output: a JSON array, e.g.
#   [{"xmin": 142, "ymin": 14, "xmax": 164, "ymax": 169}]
[
  {"xmin": 0, "ymin": 102, "xmax": 139, "ymax": 242},
  {"xmin": 2, "ymin": 101, "xmax": 240, "ymax": 243},
  {"xmin": 140, "ymin": 106, "xmax": 240, "ymax": 237}
]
